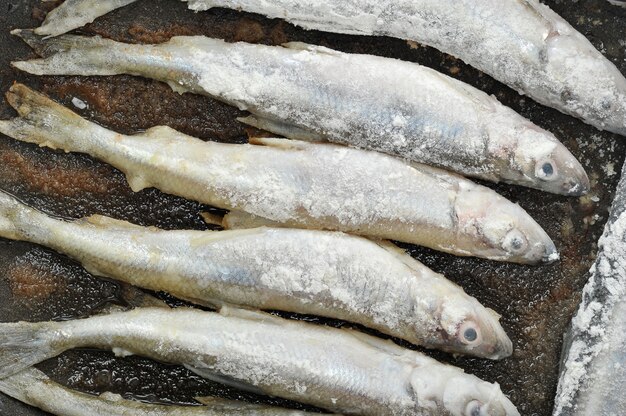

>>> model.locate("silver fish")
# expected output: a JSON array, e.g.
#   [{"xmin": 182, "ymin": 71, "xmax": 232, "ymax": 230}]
[
  {"xmin": 0, "ymin": 367, "xmax": 314, "ymax": 416},
  {"xmin": 11, "ymin": 30, "xmax": 588, "ymax": 196},
  {"xmin": 553, "ymin": 160, "xmax": 626, "ymax": 415},
  {"xmin": 0, "ymin": 307, "xmax": 521, "ymax": 415},
  {"xmin": 0, "ymin": 84, "xmax": 558, "ymax": 264},
  {"xmin": 33, "ymin": 0, "xmax": 626, "ymax": 136},
  {"xmin": 181, "ymin": 0, "xmax": 626, "ymax": 136},
  {"xmin": 0, "ymin": 189, "xmax": 512, "ymax": 359}
]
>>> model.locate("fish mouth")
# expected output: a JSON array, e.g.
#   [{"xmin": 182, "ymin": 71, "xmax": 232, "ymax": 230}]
[
  {"xmin": 560, "ymin": 168, "xmax": 591, "ymax": 197},
  {"xmin": 541, "ymin": 241, "xmax": 560, "ymax": 264},
  {"xmin": 487, "ymin": 335, "xmax": 514, "ymax": 360}
]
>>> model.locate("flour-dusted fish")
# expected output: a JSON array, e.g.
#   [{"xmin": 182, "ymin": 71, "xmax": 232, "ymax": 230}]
[
  {"xmin": 11, "ymin": 30, "xmax": 588, "ymax": 196},
  {"xmin": 0, "ymin": 189, "xmax": 512, "ymax": 359},
  {"xmin": 182, "ymin": 0, "xmax": 626, "ymax": 136},
  {"xmin": 0, "ymin": 307, "xmax": 521, "ymax": 415},
  {"xmin": 0, "ymin": 84, "xmax": 558, "ymax": 264},
  {"xmin": 0, "ymin": 367, "xmax": 314, "ymax": 416},
  {"xmin": 33, "ymin": 0, "xmax": 626, "ymax": 136},
  {"xmin": 553, "ymin": 160, "xmax": 626, "ymax": 415}
]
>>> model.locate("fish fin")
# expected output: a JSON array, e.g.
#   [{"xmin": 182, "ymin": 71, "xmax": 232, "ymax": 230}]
[
  {"xmin": 12, "ymin": 32, "xmax": 127, "ymax": 77},
  {"xmin": 1, "ymin": 84, "xmax": 113, "ymax": 156},
  {"xmin": 193, "ymin": 397, "xmax": 268, "ymax": 410},
  {"xmin": 12, "ymin": 30, "xmax": 109, "ymax": 58},
  {"xmin": 125, "ymin": 174, "xmax": 152, "ymax": 192},
  {"xmin": 342, "ymin": 328, "xmax": 409, "ymax": 357},
  {"xmin": 81, "ymin": 214, "xmax": 148, "ymax": 230},
  {"xmin": 0, "ymin": 321, "xmax": 63, "ymax": 378},
  {"xmin": 282, "ymin": 42, "xmax": 343, "ymax": 57},
  {"xmin": 222, "ymin": 210, "xmax": 284, "ymax": 230},
  {"xmin": 120, "ymin": 285, "xmax": 171, "ymax": 309},
  {"xmin": 0, "ymin": 190, "xmax": 24, "ymax": 241},
  {"xmin": 184, "ymin": 365, "xmax": 268, "ymax": 396},
  {"xmin": 238, "ymin": 115, "xmax": 325, "ymax": 142},
  {"xmin": 376, "ymin": 241, "xmax": 431, "ymax": 272},
  {"xmin": 219, "ymin": 306, "xmax": 287, "ymax": 325},
  {"xmin": 248, "ymin": 136, "xmax": 313, "ymax": 150},
  {"xmin": 193, "ymin": 396, "xmax": 238, "ymax": 406},
  {"xmin": 35, "ymin": 0, "xmax": 140, "ymax": 38},
  {"xmin": 0, "ymin": 367, "xmax": 51, "ymax": 406},
  {"xmin": 199, "ymin": 212, "xmax": 226, "ymax": 228},
  {"xmin": 141, "ymin": 125, "xmax": 182, "ymax": 139}
]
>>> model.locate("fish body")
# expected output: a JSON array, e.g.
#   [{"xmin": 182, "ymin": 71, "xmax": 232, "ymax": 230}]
[
  {"xmin": 12, "ymin": 30, "xmax": 588, "ymax": 195},
  {"xmin": 34, "ymin": 0, "xmax": 626, "ymax": 135},
  {"xmin": 0, "ymin": 84, "xmax": 557, "ymax": 264},
  {"xmin": 0, "ymin": 189, "xmax": 512, "ymax": 359},
  {"xmin": 553, "ymin": 161, "xmax": 626, "ymax": 415},
  {"xmin": 0, "ymin": 368, "xmax": 312, "ymax": 416},
  {"xmin": 0, "ymin": 307, "xmax": 521, "ymax": 416}
]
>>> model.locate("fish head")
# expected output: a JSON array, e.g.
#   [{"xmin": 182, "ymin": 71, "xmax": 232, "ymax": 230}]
[
  {"xmin": 436, "ymin": 292, "xmax": 512, "ymax": 359},
  {"xmin": 486, "ymin": 107, "xmax": 589, "ymax": 195},
  {"xmin": 408, "ymin": 363, "xmax": 520, "ymax": 416},
  {"xmin": 507, "ymin": 124, "xmax": 589, "ymax": 196},
  {"xmin": 455, "ymin": 185, "xmax": 558, "ymax": 264},
  {"xmin": 543, "ymin": 28, "xmax": 626, "ymax": 136},
  {"xmin": 441, "ymin": 376, "xmax": 520, "ymax": 416}
]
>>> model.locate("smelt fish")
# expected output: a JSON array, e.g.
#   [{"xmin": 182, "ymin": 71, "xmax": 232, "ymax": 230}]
[
  {"xmin": 12, "ymin": 30, "xmax": 589, "ymax": 195},
  {"xmin": 0, "ymin": 84, "xmax": 558, "ymax": 264},
  {"xmin": 0, "ymin": 307, "xmax": 521, "ymax": 415},
  {"xmin": 0, "ymin": 190, "xmax": 512, "ymax": 359}
]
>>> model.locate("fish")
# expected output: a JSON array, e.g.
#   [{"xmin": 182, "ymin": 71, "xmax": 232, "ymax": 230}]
[
  {"xmin": 0, "ymin": 189, "xmax": 512, "ymax": 359},
  {"xmin": 553, "ymin": 160, "xmax": 626, "ymax": 415},
  {"xmin": 0, "ymin": 84, "xmax": 558, "ymax": 264},
  {"xmin": 0, "ymin": 367, "xmax": 315, "ymax": 416},
  {"xmin": 10, "ymin": 30, "xmax": 589, "ymax": 196},
  {"xmin": 33, "ymin": 0, "xmax": 626, "ymax": 136},
  {"xmin": 0, "ymin": 306, "xmax": 522, "ymax": 415},
  {"xmin": 35, "ymin": 0, "xmax": 138, "ymax": 38}
]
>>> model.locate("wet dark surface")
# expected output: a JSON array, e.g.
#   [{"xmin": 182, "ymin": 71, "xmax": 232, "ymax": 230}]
[{"xmin": 0, "ymin": 0, "xmax": 625, "ymax": 415}]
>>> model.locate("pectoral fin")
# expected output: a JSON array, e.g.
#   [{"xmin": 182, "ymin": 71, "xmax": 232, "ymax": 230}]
[{"xmin": 238, "ymin": 115, "xmax": 325, "ymax": 142}]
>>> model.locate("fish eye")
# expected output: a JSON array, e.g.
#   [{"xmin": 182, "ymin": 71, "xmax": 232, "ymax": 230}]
[
  {"xmin": 502, "ymin": 229, "xmax": 528, "ymax": 254},
  {"xmin": 465, "ymin": 400, "xmax": 483, "ymax": 416},
  {"xmin": 458, "ymin": 321, "xmax": 482, "ymax": 346},
  {"xmin": 535, "ymin": 158, "xmax": 558, "ymax": 181}
]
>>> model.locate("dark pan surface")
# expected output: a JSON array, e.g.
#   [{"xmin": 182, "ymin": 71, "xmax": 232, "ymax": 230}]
[{"xmin": 0, "ymin": 1, "xmax": 625, "ymax": 414}]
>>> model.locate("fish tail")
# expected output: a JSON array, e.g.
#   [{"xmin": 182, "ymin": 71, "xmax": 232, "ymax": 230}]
[
  {"xmin": 35, "ymin": 0, "xmax": 140, "ymax": 38},
  {"xmin": 0, "ymin": 367, "xmax": 49, "ymax": 404},
  {"xmin": 0, "ymin": 190, "xmax": 28, "ymax": 240},
  {"xmin": 0, "ymin": 321, "xmax": 63, "ymax": 379},
  {"xmin": 11, "ymin": 29, "xmax": 133, "ymax": 76},
  {"xmin": 0, "ymin": 83, "xmax": 110, "ymax": 155}
]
